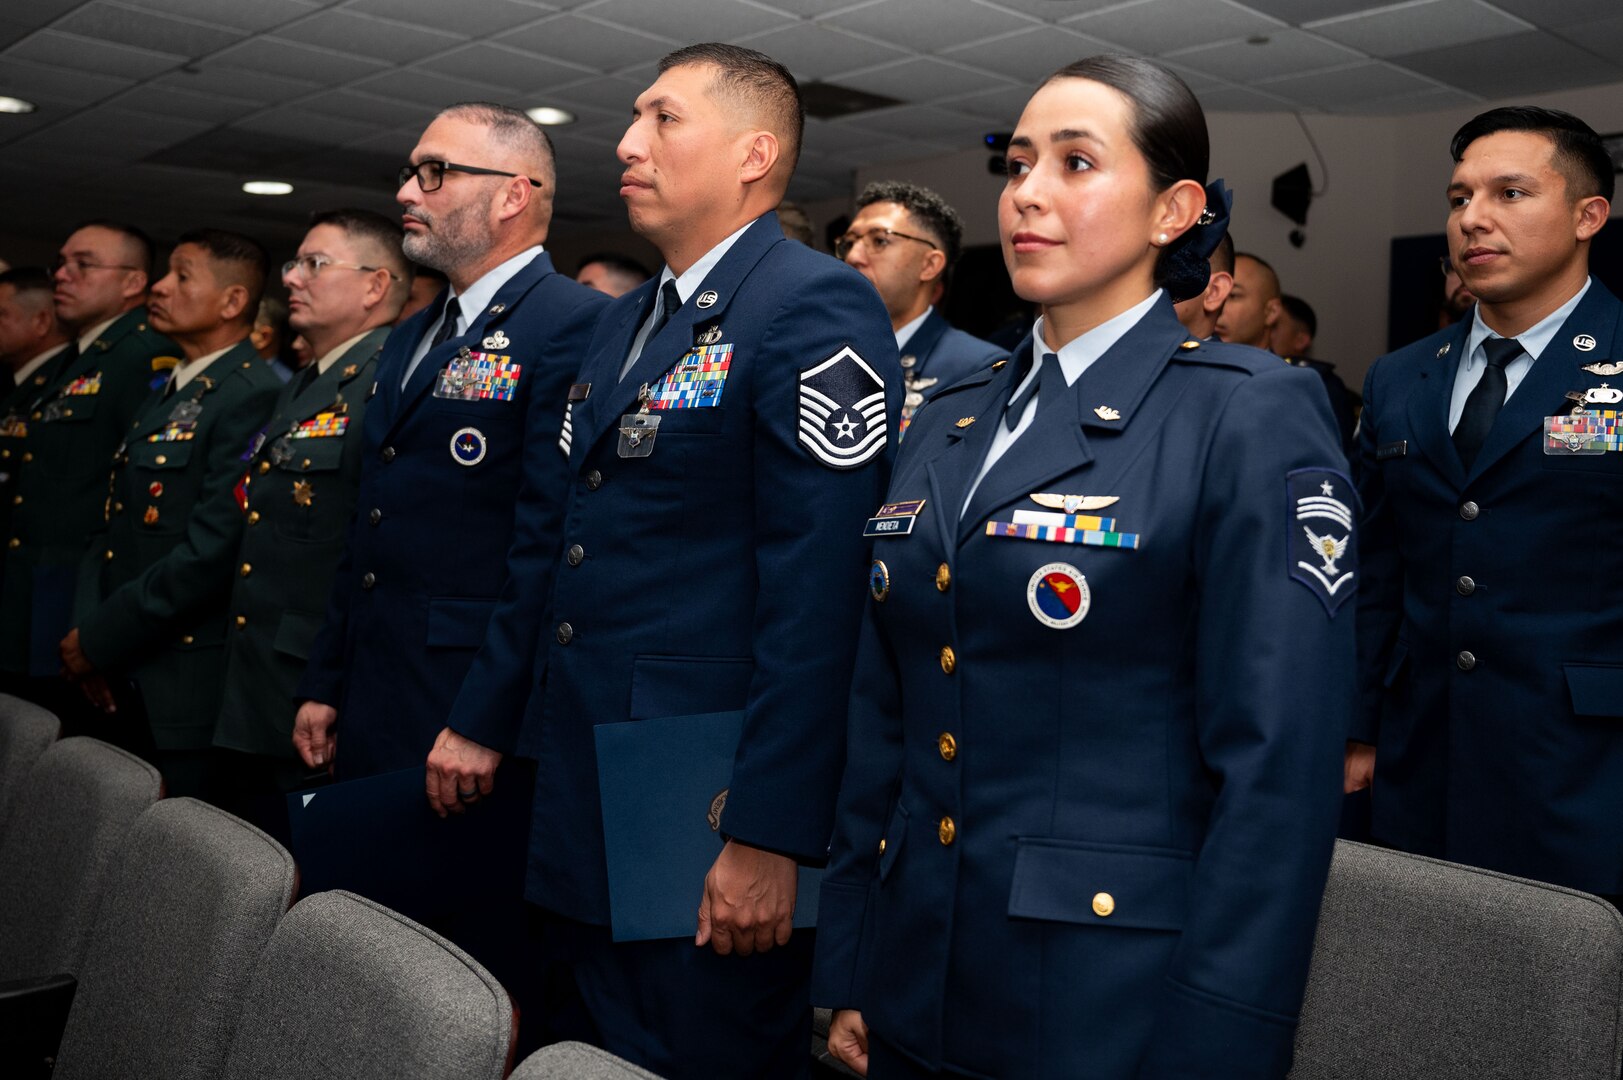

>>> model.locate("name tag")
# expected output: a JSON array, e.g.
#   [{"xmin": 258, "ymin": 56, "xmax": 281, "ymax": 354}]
[
  {"xmin": 1376, "ymin": 440, "xmax": 1407, "ymax": 461},
  {"xmin": 863, "ymin": 498, "xmax": 925, "ymax": 538}
]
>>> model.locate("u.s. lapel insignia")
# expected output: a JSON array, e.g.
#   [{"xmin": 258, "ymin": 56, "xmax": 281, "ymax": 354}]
[
  {"xmin": 1581, "ymin": 361, "xmax": 1623, "ymax": 376},
  {"xmin": 1436, "ymin": 343, "xmax": 1451, "ymax": 358},
  {"xmin": 488, "ymin": 303, "xmax": 506, "ymax": 314},
  {"xmin": 1574, "ymin": 334, "xmax": 1597, "ymax": 352},
  {"xmin": 696, "ymin": 325, "xmax": 723, "ymax": 346},
  {"xmin": 696, "ymin": 290, "xmax": 718, "ymax": 309},
  {"xmin": 482, "ymin": 330, "xmax": 510, "ymax": 350},
  {"xmin": 341, "ymin": 364, "xmax": 358, "ymax": 378},
  {"xmin": 1030, "ymin": 493, "xmax": 1120, "ymax": 513},
  {"xmin": 1093, "ymin": 405, "xmax": 1121, "ymax": 421},
  {"xmin": 292, "ymin": 480, "xmax": 314, "ymax": 507}
]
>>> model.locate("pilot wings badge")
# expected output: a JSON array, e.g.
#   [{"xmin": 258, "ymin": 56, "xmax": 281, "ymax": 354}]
[
  {"xmin": 1030, "ymin": 493, "xmax": 1120, "ymax": 513},
  {"xmin": 1288, "ymin": 469, "xmax": 1357, "ymax": 615}
]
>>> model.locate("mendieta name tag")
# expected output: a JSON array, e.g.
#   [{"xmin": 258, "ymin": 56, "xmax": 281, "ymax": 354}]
[{"xmin": 864, "ymin": 498, "xmax": 925, "ymax": 537}]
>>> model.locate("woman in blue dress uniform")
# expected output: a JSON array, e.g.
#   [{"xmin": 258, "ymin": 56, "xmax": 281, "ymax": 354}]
[{"xmin": 812, "ymin": 56, "xmax": 1355, "ymax": 1079}]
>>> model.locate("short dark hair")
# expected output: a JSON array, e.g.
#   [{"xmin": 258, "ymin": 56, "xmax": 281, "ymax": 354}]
[
  {"xmin": 1211, "ymin": 231, "xmax": 1235, "ymax": 276},
  {"xmin": 0, "ymin": 266, "xmax": 55, "ymax": 297},
  {"xmin": 1278, "ymin": 294, "xmax": 1316, "ymax": 338},
  {"xmin": 175, "ymin": 228, "xmax": 269, "ymax": 313},
  {"xmin": 1450, "ymin": 106, "xmax": 1614, "ymax": 203},
  {"xmin": 438, "ymin": 102, "xmax": 556, "ymax": 187},
  {"xmin": 1234, "ymin": 251, "xmax": 1280, "ymax": 299},
  {"xmin": 70, "ymin": 219, "xmax": 156, "ymax": 278},
  {"xmin": 857, "ymin": 181, "xmax": 966, "ymax": 269},
  {"xmin": 577, "ymin": 252, "xmax": 651, "ymax": 283},
  {"xmin": 659, "ymin": 43, "xmax": 804, "ymax": 176},
  {"xmin": 308, "ymin": 207, "xmax": 411, "ymax": 282},
  {"xmin": 1042, "ymin": 56, "xmax": 1208, "ymax": 295}
]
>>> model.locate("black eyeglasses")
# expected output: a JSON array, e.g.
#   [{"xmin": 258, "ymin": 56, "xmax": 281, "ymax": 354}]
[
  {"xmin": 398, "ymin": 160, "xmax": 543, "ymax": 192},
  {"xmin": 833, "ymin": 227, "xmax": 938, "ymax": 261}
]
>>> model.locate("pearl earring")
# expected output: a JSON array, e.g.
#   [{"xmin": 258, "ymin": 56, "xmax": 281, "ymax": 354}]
[{"xmin": 1156, "ymin": 232, "xmax": 1169, "ymax": 245}]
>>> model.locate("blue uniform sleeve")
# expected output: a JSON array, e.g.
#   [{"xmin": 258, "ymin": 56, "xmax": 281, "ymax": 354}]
[
  {"xmin": 1137, "ymin": 364, "xmax": 1352, "ymax": 1079},
  {"xmin": 297, "ymin": 481, "xmax": 360, "ymax": 708},
  {"xmin": 1350, "ymin": 358, "xmax": 1402, "ymax": 746},
  {"xmin": 714, "ymin": 266, "xmax": 901, "ymax": 863}
]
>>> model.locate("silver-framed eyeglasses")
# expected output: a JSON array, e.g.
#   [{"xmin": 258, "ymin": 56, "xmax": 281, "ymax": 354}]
[
  {"xmin": 398, "ymin": 160, "xmax": 543, "ymax": 192},
  {"xmin": 50, "ymin": 256, "xmax": 141, "ymax": 277},
  {"xmin": 282, "ymin": 255, "xmax": 401, "ymax": 282},
  {"xmin": 833, "ymin": 227, "xmax": 939, "ymax": 261}
]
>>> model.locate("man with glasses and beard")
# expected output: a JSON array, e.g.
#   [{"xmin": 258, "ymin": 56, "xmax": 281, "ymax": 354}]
[{"xmin": 0, "ymin": 222, "xmax": 175, "ymax": 733}]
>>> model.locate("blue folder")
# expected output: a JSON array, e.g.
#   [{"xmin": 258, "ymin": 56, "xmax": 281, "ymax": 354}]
[{"xmin": 595, "ymin": 710, "xmax": 823, "ymax": 942}]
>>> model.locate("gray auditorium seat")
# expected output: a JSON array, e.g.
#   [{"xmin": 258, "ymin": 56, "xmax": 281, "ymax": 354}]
[
  {"xmin": 51, "ymin": 798, "xmax": 297, "ymax": 1080},
  {"xmin": 0, "ymin": 695, "xmax": 58, "ymax": 840},
  {"xmin": 511, "ymin": 1041, "xmax": 664, "ymax": 1079},
  {"xmin": 219, "ymin": 890, "xmax": 514, "ymax": 1080},
  {"xmin": 0, "ymin": 736, "xmax": 162, "ymax": 980},
  {"xmin": 1290, "ymin": 840, "xmax": 1623, "ymax": 1080}
]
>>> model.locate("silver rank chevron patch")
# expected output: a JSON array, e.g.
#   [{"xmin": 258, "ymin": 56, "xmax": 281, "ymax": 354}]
[
  {"xmin": 798, "ymin": 346, "xmax": 886, "ymax": 470},
  {"xmin": 558, "ymin": 402, "xmax": 573, "ymax": 458},
  {"xmin": 1288, "ymin": 469, "xmax": 1357, "ymax": 615}
]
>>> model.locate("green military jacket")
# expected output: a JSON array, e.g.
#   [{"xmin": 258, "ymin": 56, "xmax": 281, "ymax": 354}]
[
  {"xmin": 215, "ymin": 327, "xmax": 389, "ymax": 757},
  {"xmin": 0, "ymin": 344, "xmax": 79, "ymax": 549},
  {"xmin": 0, "ymin": 308, "xmax": 177, "ymax": 676},
  {"xmin": 76, "ymin": 337, "xmax": 280, "ymax": 750}
]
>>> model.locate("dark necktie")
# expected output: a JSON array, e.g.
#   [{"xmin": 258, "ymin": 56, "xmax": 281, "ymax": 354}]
[
  {"xmin": 647, "ymin": 280, "xmax": 682, "ymax": 343},
  {"xmin": 1005, "ymin": 352, "xmax": 1063, "ymax": 431},
  {"xmin": 293, "ymin": 361, "xmax": 320, "ymax": 397},
  {"xmin": 1453, "ymin": 336, "xmax": 1521, "ymax": 469},
  {"xmin": 429, "ymin": 296, "xmax": 462, "ymax": 350}
]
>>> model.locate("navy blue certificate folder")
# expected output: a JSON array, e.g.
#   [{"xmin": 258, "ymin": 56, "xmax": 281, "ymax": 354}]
[
  {"xmin": 285, "ymin": 763, "xmax": 532, "ymax": 925},
  {"xmin": 594, "ymin": 710, "xmax": 823, "ymax": 942}
]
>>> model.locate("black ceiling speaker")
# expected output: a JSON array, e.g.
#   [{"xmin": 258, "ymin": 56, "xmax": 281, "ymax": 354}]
[{"xmin": 1271, "ymin": 162, "xmax": 1313, "ymax": 226}]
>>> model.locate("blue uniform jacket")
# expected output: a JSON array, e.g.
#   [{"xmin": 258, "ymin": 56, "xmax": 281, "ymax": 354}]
[
  {"xmin": 298, "ymin": 251, "xmax": 608, "ymax": 777},
  {"xmin": 1354, "ymin": 280, "xmax": 1623, "ymax": 895},
  {"xmin": 813, "ymin": 298, "xmax": 1353, "ymax": 1079},
  {"xmin": 481, "ymin": 213, "xmax": 900, "ymax": 925},
  {"xmin": 900, "ymin": 308, "xmax": 1006, "ymax": 424}
]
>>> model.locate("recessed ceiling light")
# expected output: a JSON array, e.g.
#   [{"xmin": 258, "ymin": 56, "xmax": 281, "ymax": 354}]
[
  {"xmin": 242, "ymin": 180, "xmax": 294, "ymax": 196},
  {"xmin": 526, "ymin": 106, "xmax": 575, "ymax": 126},
  {"xmin": 0, "ymin": 96, "xmax": 37, "ymax": 114}
]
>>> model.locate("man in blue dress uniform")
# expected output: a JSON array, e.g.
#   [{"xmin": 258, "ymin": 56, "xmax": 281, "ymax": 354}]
[
  {"xmin": 838, "ymin": 181, "xmax": 1004, "ymax": 434},
  {"xmin": 439, "ymin": 44, "xmax": 898, "ymax": 1079},
  {"xmin": 1350, "ymin": 106, "xmax": 1623, "ymax": 902},
  {"xmin": 292, "ymin": 103, "xmax": 607, "ymax": 780}
]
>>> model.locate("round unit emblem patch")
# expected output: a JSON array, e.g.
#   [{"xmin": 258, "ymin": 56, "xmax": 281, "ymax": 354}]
[
  {"xmin": 1026, "ymin": 562, "xmax": 1090, "ymax": 629},
  {"xmin": 450, "ymin": 427, "xmax": 487, "ymax": 466},
  {"xmin": 869, "ymin": 559, "xmax": 891, "ymax": 602}
]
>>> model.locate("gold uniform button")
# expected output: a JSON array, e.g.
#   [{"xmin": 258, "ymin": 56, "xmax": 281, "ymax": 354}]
[
  {"xmin": 11, "ymin": 495, "xmax": 20, "ymax": 506},
  {"xmin": 258, "ymin": 461, "xmax": 271, "ymax": 475},
  {"xmin": 878, "ymin": 838, "xmax": 886, "ymax": 854},
  {"xmin": 154, "ymin": 454, "xmax": 167, "ymax": 465},
  {"xmin": 103, "ymin": 549, "xmax": 114, "ymax": 560},
  {"xmin": 235, "ymin": 615, "xmax": 247, "ymax": 628},
  {"xmin": 31, "ymin": 411, "xmax": 41, "ymax": 421},
  {"xmin": 239, "ymin": 562, "xmax": 252, "ymax": 577},
  {"xmin": 247, "ymin": 511, "xmax": 261, "ymax": 525},
  {"xmin": 1, "ymin": 450, "xmax": 8, "ymax": 459},
  {"xmin": 938, "ymin": 732, "xmax": 957, "ymax": 761},
  {"xmin": 181, "ymin": 635, "xmax": 194, "ymax": 645},
  {"xmin": 935, "ymin": 562, "xmax": 951, "ymax": 592},
  {"xmin": 6, "ymin": 538, "xmax": 19, "ymax": 550},
  {"xmin": 1092, "ymin": 892, "xmax": 1115, "ymax": 917},
  {"xmin": 301, "ymin": 458, "xmax": 311, "ymax": 470},
  {"xmin": 939, "ymin": 645, "xmax": 956, "ymax": 674},
  {"xmin": 938, "ymin": 817, "xmax": 956, "ymax": 845},
  {"xmin": 22, "ymin": 452, "xmax": 32, "ymax": 462}
]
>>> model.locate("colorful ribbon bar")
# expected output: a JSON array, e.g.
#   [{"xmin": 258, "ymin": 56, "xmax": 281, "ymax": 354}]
[
  {"xmin": 1009, "ymin": 509, "xmax": 1118, "ymax": 532},
  {"xmin": 986, "ymin": 520, "xmax": 1140, "ymax": 548}
]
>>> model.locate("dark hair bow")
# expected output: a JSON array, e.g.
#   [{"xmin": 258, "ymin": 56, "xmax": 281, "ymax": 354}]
[{"xmin": 1160, "ymin": 178, "xmax": 1233, "ymax": 304}]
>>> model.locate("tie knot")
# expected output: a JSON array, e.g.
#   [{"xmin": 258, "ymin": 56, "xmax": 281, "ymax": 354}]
[
  {"xmin": 661, "ymin": 280, "xmax": 682, "ymax": 319},
  {"xmin": 1481, "ymin": 336, "xmax": 1521, "ymax": 370}
]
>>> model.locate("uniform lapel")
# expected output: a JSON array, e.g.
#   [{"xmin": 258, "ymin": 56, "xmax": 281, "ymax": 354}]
[
  {"xmin": 1468, "ymin": 282, "xmax": 1621, "ymax": 481},
  {"xmin": 375, "ymin": 299, "xmax": 436, "ymax": 422},
  {"xmin": 1406, "ymin": 321, "xmax": 1472, "ymax": 489},
  {"xmin": 577, "ymin": 215, "xmax": 782, "ymax": 456},
  {"xmin": 293, "ymin": 326, "xmax": 390, "ymax": 418},
  {"xmin": 924, "ymin": 364, "xmax": 1015, "ymax": 544},
  {"xmin": 903, "ymin": 309, "xmax": 950, "ymax": 375},
  {"xmin": 570, "ymin": 282, "xmax": 654, "ymax": 467}
]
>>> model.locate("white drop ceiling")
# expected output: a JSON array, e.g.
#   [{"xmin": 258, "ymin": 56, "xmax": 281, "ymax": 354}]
[{"xmin": 2, "ymin": 0, "xmax": 1621, "ymax": 254}]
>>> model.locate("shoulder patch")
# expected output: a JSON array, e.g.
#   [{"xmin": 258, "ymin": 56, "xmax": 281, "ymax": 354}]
[
  {"xmin": 798, "ymin": 346, "xmax": 886, "ymax": 470},
  {"xmin": 1288, "ymin": 468, "xmax": 1357, "ymax": 616}
]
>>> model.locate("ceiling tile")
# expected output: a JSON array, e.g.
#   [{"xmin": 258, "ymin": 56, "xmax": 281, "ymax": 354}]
[
  {"xmin": 1167, "ymin": 28, "xmax": 1367, "ymax": 81},
  {"xmin": 0, "ymin": 56, "xmax": 135, "ymax": 106},
  {"xmin": 0, "ymin": 18, "xmax": 37, "ymax": 51},
  {"xmin": 940, "ymin": 25, "xmax": 1115, "ymax": 81},
  {"xmin": 842, "ymin": 104, "xmax": 992, "ymax": 144},
  {"xmin": 416, "ymin": 42, "xmax": 592, "ymax": 93},
  {"xmin": 272, "ymin": 10, "xmax": 467, "ymax": 64},
  {"xmin": 1235, "ymin": 0, "xmax": 1387, "ymax": 21},
  {"xmin": 6, "ymin": 29, "xmax": 184, "ymax": 79},
  {"xmin": 757, "ymin": 0, "xmax": 879, "ymax": 18},
  {"xmin": 834, "ymin": 57, "xmax": 1013, "ymax": 102},
  {"xmin": 542, "ymin": 73, "xmax": 650, "ymax": 114},
  {"xmin": 1552, "ymin": 14, "xmax": 1623, "ymax": 59},
  {"xmin": 1065, "ymin": 0, "xmax": 1285, "ymax": 55},
  {"xmin": 107, "ymin": 0, "xmax": 323, "ymax": 34},
  {"xmin": 347, "ymin": 67, "xmax": 515, "ymax": 109},
  {"xmin": 496, "ymin": 14, "xmax": 677, "ymax": 73},
  {"xmin": 10, "ymin": 107, "xmax": 214, "ymax": 158},
  {"xmin": 581, "ymin": 0, "xmax": 794, "ymax": 41},
  {"xmin": 206, "ymin": 37, "xmax": 392, "ymax": 85},
  {"xmin": 5, "ymin": 0, "xmax": 93, "ymax": 31},
  {"xmin": 113, "ymin": 83, "xmax": 264, "ymax": 124},
  {"xmin": 941, "ymin": 84, "xmax": 1032, "ymax": 126},
  {"xmin": 152, "ymin": 66, "xmax": 323, "ymax": 106},
  {"xmin": 1306, "ymin": 0, "xmax": 1529, "ymax": 59},
  {"xmin": 971, "ymin": 0, "xmax": 1124, "ymax": 20},
  {"xmin": 52, "ymin": 2, "xmax": 248, "ymax": 58},
  {"xmin": 346, "ymin": 0, "xmax": 550, "ymax": 37},
  {"xmin": 295, "ymin": 89, "xmax": 440, "ymax": 129},
  {"xmin": 1347, "ymin": 84, "xmax": 1480, "ymax": 114},
  {"xmin": 233, "ymin": 107, "xmax": 382, "ymax": 146},
  {"xmin": 733, "ymin": 22, "xmax": 908, "ymax": 80},
  {"xmin": 1397, "ymin": 30, "xmax": 1623, "ymax": 97},
  {"xmin": 0, "ymin": 110, "xmax": 63, "ymax": 148},
  {"xmin": 1253, "ymin": 61, "xmax": 1439, "ymax": 110},
  {"xmin": 855, "ymin": 136, "xmax": 956, "ymax": 164},
  {"xmin": 1195, "ymin": 84, "xmax": 1296, "ymax": 111},
  {"xmin": 1483, "ymin": 0, "xmax": 1620, "ymax": 29},
  {"xmin": 830, "ymin": 0, "xmax": 1036, "ymax": 52}
]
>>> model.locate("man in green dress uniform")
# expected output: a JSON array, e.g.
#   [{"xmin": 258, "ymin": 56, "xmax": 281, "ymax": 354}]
[
  {"xmin": 61, "ymin": 229, "xmax": 281, "ymax": 795},
  {"xmin": 0, "ymin": 268, "xmax": 75, "ymax": 546}
]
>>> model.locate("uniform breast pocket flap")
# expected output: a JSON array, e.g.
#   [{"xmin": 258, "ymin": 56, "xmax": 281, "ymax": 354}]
[
  {"xmin": 1564, "ymin": 663, "xmax": 1623, "ymax": 719},
  {"xmin": 628, "ymin": 654, "xmax": 753, "ymax": 721},
  {"xmin": 1007, "ymin": 838, "xmax": 1193, "ymax": 931},
  {"xmin": 647, "ymin": 407, "xmax": 726, "ymax": 436},
  {"xmin": 132, "ymin": 441, "xmax": 194, "ymax": 470},
  {"xmin": 281, "ymin": 439, "xmax": 345, "ymax": 475}
]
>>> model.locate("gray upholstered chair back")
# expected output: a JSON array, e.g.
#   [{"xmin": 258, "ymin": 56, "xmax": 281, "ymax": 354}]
[
  {"xmin": 1290, "ymin": 840, "xmax": 1623, "ymax": 1080},
  {"xmin": 511, "ymin": 1041, "xmax": 665, "ymax": 1079},
  {"xmin": 0, "ymin": 736, "xmax": 161, "ymax": 979},
  {"xmin": 0, "ymin": 694, "xmax": 59, "ymax": 840},
  {"xmin": 219, "ymin": 890, "xmax": 514, "ymax": 1080},
  {"xmin": 51, "ymin": 798, "xmax": 297, "ymax": 1080}
]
